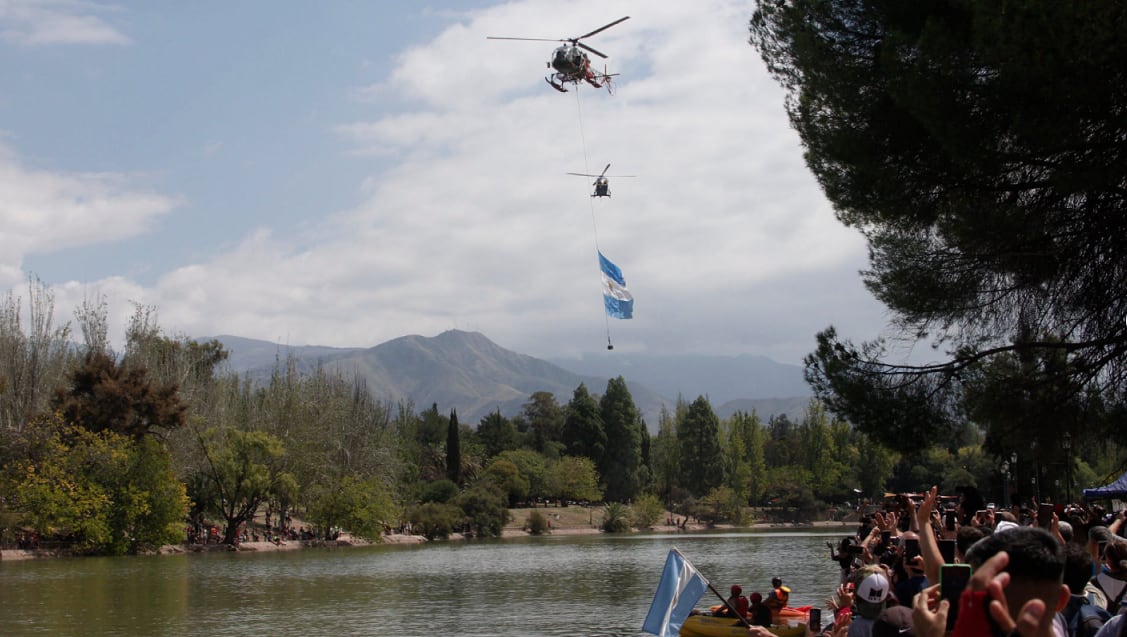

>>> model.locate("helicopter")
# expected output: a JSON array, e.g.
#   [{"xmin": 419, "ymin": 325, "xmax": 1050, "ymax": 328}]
[
  {"xmin": 487, "ymin": 16, "xmax": 629, "ymax": 93},
  {"xmin": 568, "ymin": 164, "xmax": 635, "ymax": 197}
]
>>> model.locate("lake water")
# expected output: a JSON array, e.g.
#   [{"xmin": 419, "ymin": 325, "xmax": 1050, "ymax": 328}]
[{"xmin": 1, "ymin": 529, "xmax": 852, "ymax": 637}]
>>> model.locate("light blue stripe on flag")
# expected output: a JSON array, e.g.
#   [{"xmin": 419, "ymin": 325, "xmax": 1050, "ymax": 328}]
[
  {"xmin": 598, "ymin": 251, "xmax": 634, "ymax": 319},
  {"xmin": 641, "ymin": 548, "xmax": 709, "ymax": 637}
]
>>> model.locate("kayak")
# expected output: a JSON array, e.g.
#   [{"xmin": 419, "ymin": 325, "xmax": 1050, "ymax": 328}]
[
  {"xmin": 708, "ymin": 605, "xmax": 813, "ymax": 621},
  {"xmin": 680, "ymin": 615, "xmax": 807, "ymax": 637}
]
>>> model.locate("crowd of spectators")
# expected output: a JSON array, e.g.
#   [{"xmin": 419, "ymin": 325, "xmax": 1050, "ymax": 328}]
[{"xmin": 746, "ymin": 488, "xmax": 1127, "ymax": 637}]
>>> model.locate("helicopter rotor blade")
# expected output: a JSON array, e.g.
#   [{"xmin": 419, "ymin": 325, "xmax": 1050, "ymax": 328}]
[
  {"xmin": 486, "ymin": 36, "xmax": 566, "ymax": 43},
  {"xmin": 599, "ymin": 164, "xmax": 611, "ymax": 177},
  {"xmin": 576, "ymin": 16, "xmax": 630, "ymax": 41},
  {"xmin": 576, "ymin": 41, "xmax": 608, "ymax": 59},
  {"xmin": 566, "ymin": 172, "xmax": 599, "ymax": 177}
]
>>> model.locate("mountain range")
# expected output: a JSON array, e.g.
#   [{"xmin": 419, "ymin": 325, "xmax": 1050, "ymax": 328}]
[{"xmin": 209, "ymin": 330, "xmax": 814, "ymax": 431}]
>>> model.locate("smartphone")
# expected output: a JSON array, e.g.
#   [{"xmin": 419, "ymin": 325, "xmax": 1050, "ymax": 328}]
[
  {"xmin": 898, "ymin": 514, "xmax": 911, "ymax": 532},
  {"xmin": 1037, "ymin": 503, "xmax": 1054, "ymax": 527},
  {"xmin": 945, "ymin": 510, "xmax": 957, "ymax": 531},
  {"xmin": 939, "ymin": 538, "xmax": 957, "ymax": 564},
  {"xmin": 846, "ymin": 544, "xmax": 865, "ymax": 555},
  {"xmin": 904, "ymin": 538, "xmax": 921, "ymax": 560},
  {"xmin": 808, "ymin": 608, "xmax": 821, "ymax": 630},
  {"xmin": 881, "ymin": 530, "xmax": 891, "ymax": 545},
  {"xmin": 941, "ymin": 564, "xmax": 972, "ymax": 630}
]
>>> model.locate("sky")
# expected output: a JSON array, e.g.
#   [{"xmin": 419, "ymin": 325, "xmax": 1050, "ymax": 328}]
[{"xmin": 0, "ymin": 0, "xmax": 901, "ymax": 366}]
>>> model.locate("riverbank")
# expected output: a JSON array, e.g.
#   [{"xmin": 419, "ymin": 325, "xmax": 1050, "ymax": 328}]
[{"xmin": 0, "ymin": 506, "xmax": 852, "ymax": 560}]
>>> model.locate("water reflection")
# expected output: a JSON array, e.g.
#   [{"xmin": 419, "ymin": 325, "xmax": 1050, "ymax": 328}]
[{"xmin": 1, "ymin": 530, "xmax": 851, "ymax": 637}]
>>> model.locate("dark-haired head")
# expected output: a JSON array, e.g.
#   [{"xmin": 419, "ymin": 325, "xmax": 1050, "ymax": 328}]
[
  {"xmin": 956, "ymin": 525, "xmax": 987, "ymax": 559},
  {"xmin": 1105, "ymin": 540, "xmax": 1127, "ymax": 574},
  {"xmin": 1062, "ymin": 543, "xmax": 1093, "ymax": 595},
  {"xmin": 965, "ymin": 526, "xmax": 1068, "ymax": 622}
]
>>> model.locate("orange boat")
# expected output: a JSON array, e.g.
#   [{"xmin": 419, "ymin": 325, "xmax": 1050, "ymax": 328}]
[
  {"xmin": 708, "ymin": 605, "xmax": 813, "ymax": 621},
  {"xmin": 682, "ymin": 616, "xmax": 807, "ymax": 637}
]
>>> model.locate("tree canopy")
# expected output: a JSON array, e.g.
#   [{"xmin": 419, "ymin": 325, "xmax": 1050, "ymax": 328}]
[{"xmin": 749, "ymin": 0, "xmax": 1127, "ymax": 457}]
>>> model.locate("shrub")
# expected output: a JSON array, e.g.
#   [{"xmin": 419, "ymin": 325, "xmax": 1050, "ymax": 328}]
[
  {"xmin": 601, "ymin": 502, "xmax": 631, "ymax": 533},
  {"xmin": 630, "ymin": 494, "xmax": 665, "ymax": 529},
  {"xmin": 526, "ymin": 510, "xmax": 550, "ymax": 535}
]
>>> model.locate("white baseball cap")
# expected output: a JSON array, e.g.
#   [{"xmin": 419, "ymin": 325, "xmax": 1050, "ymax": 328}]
[{"xmin": 856, "ymin": 572, "xmax": 890, "ymax": 604}]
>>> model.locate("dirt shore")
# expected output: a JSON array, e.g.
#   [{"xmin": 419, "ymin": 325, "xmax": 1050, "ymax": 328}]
[{"xmin": 0, "ymin": 507, "xmax": 850, "ymax": 561}]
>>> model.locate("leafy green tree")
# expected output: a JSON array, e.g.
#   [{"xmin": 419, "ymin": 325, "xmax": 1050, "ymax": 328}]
[
  {"xmin": 5, "ymin": 416, "xmax": 188, "ymax": 555},
  {"xmin": 193, "ymin": 428, "xmax": 294, "ymax": 544},
  {"xmin": 724, "ymin": 410, "xmax": 767, "ymax": 504},
  {"xmin": 798, "ymin": 400, "xmax": 850, "ymax": 500},
  {"xmin": 561, "ymin": 383, "xmax": 606, "ymax": 461},
  {"xmin": 455, "ymin": 480, "xmax": 510, "ymax": 538},
  {"xmin": 599, "ymin": 377, "xmax": 644, "ymax": 502},
  {"xmin": 484, "ymin": 458, "xmax": 530, "ymax": 506},
  {"xmin": 476, "ymin": 410, "xmax": 518, "ymax": 459},
  {"xmin": 698, "ymin": 486, "xmax": 746, "ymax": 525},
  {"xmin": 419, "ymin": 479, "xmax": 460, "ymax": 504},
  {"xmin": 406, "ymin": 502, "xmax": 461, "ymax": 540},
  {"xmin": 750, "ymin": 0, "xmax": 1127, "ymax": 453},
  {"xmin": 651, "ymin": 407, "xmax": 681, "ymax": 504},
  {"xmin": 677, "ymin": 396, "xmax": 725, "ymax": 497},
  {"xmin": 495, "ymin": 449, "xmax": 548, "ymax": 502},
  {"xmin": 546, "ymin": 456, "xmax": 603, "ymax": 503},
  {"xmin": 304, "ymin": 473, "xmax": 398, "ymax": 540},
  {"xmin": 446, "ymin": 408, "xmax": 461, "ymax": 484}
]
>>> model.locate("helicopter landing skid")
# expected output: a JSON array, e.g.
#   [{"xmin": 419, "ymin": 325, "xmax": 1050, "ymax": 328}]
[{"xmin": 545, "ymin": 77, "xmax": 568, "ymax": 92}]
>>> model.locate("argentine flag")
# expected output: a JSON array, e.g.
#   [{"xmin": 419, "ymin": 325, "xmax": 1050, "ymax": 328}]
[
  {"xmin": 642, "ymin": 548, "xmax": 709, "ymax": 637},
  {"xmin": 598, "ymin": 251, "xmax": 634, "ymax": 319}
]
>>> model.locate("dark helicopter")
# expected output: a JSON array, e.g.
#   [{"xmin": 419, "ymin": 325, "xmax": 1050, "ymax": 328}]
[
  {"xmin": 487, "ymin": 16, "xmax": 629, "ymax": 93},
  {"xmin": 568, "ymin": 164, "xmax": 635, "ymax": 197}
]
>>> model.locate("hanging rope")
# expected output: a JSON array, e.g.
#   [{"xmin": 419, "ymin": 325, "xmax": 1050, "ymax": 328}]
[{"xmin": 573, "ymin": 88, "xmax": 614, "ymax": 350}]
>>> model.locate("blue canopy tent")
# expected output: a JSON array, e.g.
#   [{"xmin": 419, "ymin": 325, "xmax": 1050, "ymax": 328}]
[{"xmin": 1083, "ymin": 470, "xmax": 1127, "ymax": 500}]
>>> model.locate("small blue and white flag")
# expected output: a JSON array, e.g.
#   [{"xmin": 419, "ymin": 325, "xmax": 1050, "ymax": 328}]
[
  {"xmin": 598, "ymin": 251, "xmax": 634, "ymax": 319},
  {"xmin": 641, "ymin": 548, "xmax": 709, "ymax": 637}
]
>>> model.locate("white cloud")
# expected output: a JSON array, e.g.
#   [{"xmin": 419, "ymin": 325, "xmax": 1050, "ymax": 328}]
[
  {"xmin": 0, "ymin": 143, "xmax": 179, "ymax": 287},
  {"xmin": 0, "ymin": 0, "xmax": 129, "ymax": 46}
]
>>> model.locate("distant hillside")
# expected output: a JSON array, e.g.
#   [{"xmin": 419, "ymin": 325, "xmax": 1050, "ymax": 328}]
[
  {"xmin": 208, "ymin": 331, "xmax": 814, "ymax": 431},
  {"xmin": 212, "ymin": 331, "xmax": 670, "ymax": 426},
  {"xmin": 208, "ymin": 335, "xmax": 362, "ymax": 373},
  {"xmin": 716, "ymin": 396, "xmax": 812, "ymax": 423},
  {"xmin": 547, "ymin": 352, "xmax": 811, "ymax": 404}
]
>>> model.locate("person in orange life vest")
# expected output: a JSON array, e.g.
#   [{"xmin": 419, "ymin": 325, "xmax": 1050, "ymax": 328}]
[{"xmin": 766, "ymin": 577, "xmax": 791, "ymax": 616}]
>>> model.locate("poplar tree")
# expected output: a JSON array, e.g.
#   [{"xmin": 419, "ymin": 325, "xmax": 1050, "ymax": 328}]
[{"xmin": 446, "ymin": 408, "xmax": 461, "ymax": 484}]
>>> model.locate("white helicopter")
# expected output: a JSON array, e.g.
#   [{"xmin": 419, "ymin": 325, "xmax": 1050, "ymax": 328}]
[{"xmin": 488, "ymin": 17, "xmax": 629, "ymax": 93}]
